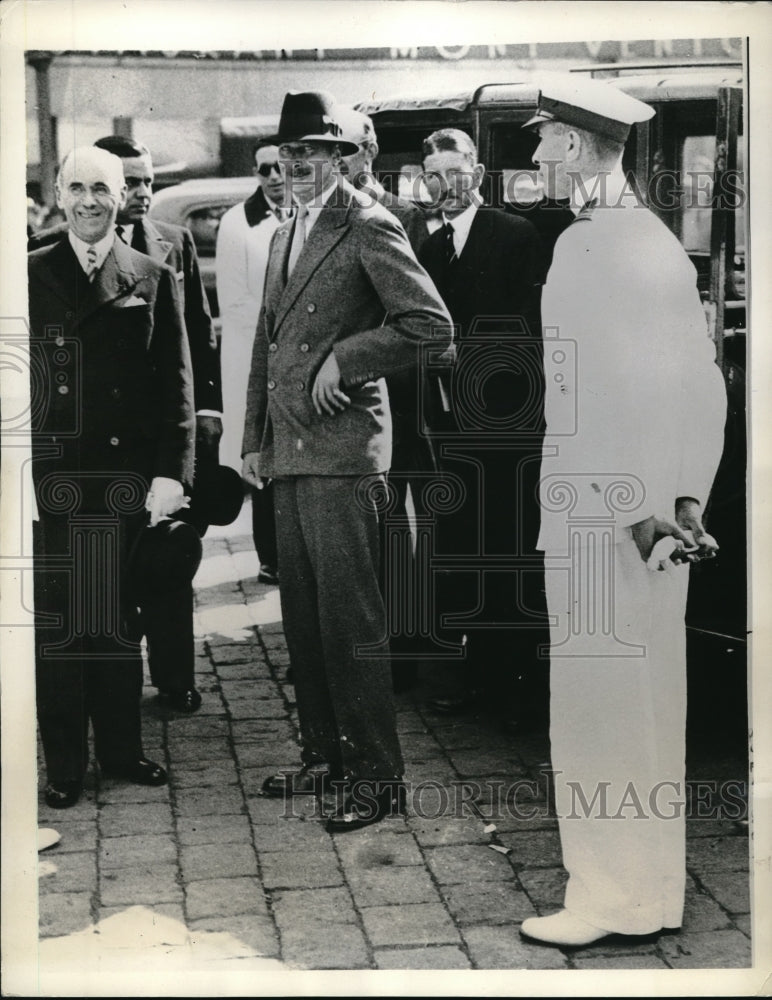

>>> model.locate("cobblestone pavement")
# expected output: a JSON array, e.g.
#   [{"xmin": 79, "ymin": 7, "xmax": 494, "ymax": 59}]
[{"xmin": 35, "ymin": 513, "xmax": 753, "ymax": 983}]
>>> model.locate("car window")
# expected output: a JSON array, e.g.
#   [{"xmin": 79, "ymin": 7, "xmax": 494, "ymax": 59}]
[
  {"xmin": 680, "ymin": 133, "xmax": 745, "ymax": 256},
  {"xmin": 184, "ymin": 203, "xmax": 233, "ymax": 256}
]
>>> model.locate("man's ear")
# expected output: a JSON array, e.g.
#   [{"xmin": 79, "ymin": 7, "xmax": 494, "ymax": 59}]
[
  {"xmin": 54, "ymin": 184, "xmax": 64, "ymax": 210},
  {"xmin": 117, "ymin": 184, "xmax": 128, "ymax": 210},
  {"xmin": 331, "ymin": 145, "xmax": 342, "ymax": 166},
  {"xmin": 473, "ymin": 162, "xmax": 486, "ymax": 188},
  {"xmin": 565, "ymin": 129, "xmax": 582, "ymax": 163}
]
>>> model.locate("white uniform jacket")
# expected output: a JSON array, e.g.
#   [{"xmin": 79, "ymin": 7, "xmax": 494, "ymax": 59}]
[{"xmin": 538, "ymin": 173, "xmax": 727, "ymax": 554}]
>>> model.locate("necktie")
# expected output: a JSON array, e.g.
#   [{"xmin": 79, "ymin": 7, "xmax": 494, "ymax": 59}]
[
  {"xmin": 443, "ymin": 221, "xmax": 457, "ymax": 265},
  {"xmin": 287, "ymin": 202, "xmax": 309, "ymax": 277},
  {"xmin": 116, "ymin": 225, "xmax": 128, "ymax": 243},
  {"xmin": 275, "ymin": 206, "xmax": 289, "ymax": 222},
  {"xmin": 85, "ymin": 245, "xmax": 98, "ymax": 281}
]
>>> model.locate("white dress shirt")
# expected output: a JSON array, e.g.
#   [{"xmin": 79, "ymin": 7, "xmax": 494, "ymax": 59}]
[
  {"xmin": 68, "ymin": 229, "xmax": 115, "ymax": 274},
  {"xmin": 443, "ymin": 201, "xmax": 479, "ymax": 257},
  {"xmin": 296, "ymin": 179, "xmax": 338, "ymax": 237},
  {"xmin": 115, "ymin": 223, "xmax": 135, "ymax": 245}
]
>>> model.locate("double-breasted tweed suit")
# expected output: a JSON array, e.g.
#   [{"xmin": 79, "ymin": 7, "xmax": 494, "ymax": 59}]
[{"xmin": 243, "ymin": 178, "xmax": 452, "ymax": 782}]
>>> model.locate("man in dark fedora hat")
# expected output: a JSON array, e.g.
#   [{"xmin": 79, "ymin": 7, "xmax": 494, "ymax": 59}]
[{"xmin": 243, "ymin": 90, "xmax": 453, "ymax": 832}]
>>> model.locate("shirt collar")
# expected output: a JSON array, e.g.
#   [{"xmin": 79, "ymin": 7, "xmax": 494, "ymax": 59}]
[
  {"xmin": 569, "ymin": 165, "xmax": 636, "ymax": 215},
  {"xmin": 116, "ymin": 222, "xmax": 134, "ymax": 244},
  {"xmin": 293, "ymin": 179, "xmax": 338, "ymax": 235},
  {"xmin": 443, "ymin": 201, "xmax": 479, "ymax": 255},
  {"xmin": 264, "ymin": 194, "xmax": 288, "ymax": 220},
  {"xmin": 68, "ymin": 229, "xmax": 116, "ymax": 274}
]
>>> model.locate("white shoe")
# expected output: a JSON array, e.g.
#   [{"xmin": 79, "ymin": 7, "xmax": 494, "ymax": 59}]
[
  {"xmin": 37, "ymin": 827, "xmax": 61, "ymax": 852},
  {"xmin": 520, "ymin": 910, "xmax": 611, "ymax": 946}
]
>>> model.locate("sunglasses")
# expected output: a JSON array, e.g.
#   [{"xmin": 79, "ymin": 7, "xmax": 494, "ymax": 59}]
[{"xmin": 257, "ymin": 162, "xmax": 282, "ymax": 177}]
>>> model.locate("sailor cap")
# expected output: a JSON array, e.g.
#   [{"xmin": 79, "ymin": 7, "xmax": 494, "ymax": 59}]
[{"xmin": 523, "ymin": 75, "xmax": 655, "ymax": 143}]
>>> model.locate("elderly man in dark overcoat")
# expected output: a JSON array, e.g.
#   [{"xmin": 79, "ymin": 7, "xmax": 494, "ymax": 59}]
[
  {"xmin": 242, "ymin": 91, "xmax": 452, "ymax": 831},
  {"xmin": 31, "ymin": 135, "xmax": 222, "ymax": 713},
  {"xmin": 28, "ymin": 146, "xmax": 196, "ymax": 808}
]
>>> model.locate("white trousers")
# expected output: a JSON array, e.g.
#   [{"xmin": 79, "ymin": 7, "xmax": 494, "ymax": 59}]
[{"xmin": 546, "ymin": 533, "xmax": 689, "ymax": 934}]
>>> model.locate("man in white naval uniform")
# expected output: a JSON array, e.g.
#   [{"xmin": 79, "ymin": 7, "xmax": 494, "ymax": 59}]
[{"xmin": 519, "ymin": 77, "xmax": 727, "ymax": 947}]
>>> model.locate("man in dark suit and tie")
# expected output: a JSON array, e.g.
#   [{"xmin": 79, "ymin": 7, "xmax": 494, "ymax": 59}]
[
  {"xmin": 31, "ymin": 137, "xmax": 223, "ymax": 713},
  {"xmin": 28, "ymin": 146, "xmax": 196, "ymax": 808},
  {"xmin": 242, "ymin": 91, "xmax": 452, "ymax": 831},
  {"xmin": 418, "ymin": 127, "xmax": 548, "ymax": 729}
]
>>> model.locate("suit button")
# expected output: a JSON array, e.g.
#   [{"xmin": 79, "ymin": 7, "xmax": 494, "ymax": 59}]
[
  {"xmin": 307, "ymin": 303, "xmax": 316, "ymax": 313},
  {"xmin": 55, "ymin": 337, "xmax": 65, "ymax": 347},
  {"xmin": 111, "ymin": 387, "xmax": 121, "ymax": 398},
  {"xmin": 300, "ymin": 343, "xmax": 309, "ymax": 353},
  {"xmin": 267, "ymin": 379, "xmax": 276, "ymax": 390},
  {"xmin": 109, "ymin": 436, "xmax": 119, "ymax": 446},
  {"xmin": 269, "ymin": 343, "xmax": 278, "ymax": 352},
  {"xmin": 297, "ymin": 380, "xmax": 305, "ymax": 390},
  {"xmin": 57, "ymin": 385, "xmax": 69, "ymax": 395},
  {"xmin": 65, "ymin": 311, "xmax": 73, "ymax": 320}
]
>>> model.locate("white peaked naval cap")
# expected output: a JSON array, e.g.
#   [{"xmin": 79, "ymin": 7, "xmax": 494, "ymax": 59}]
[{"xmin": 523, "ymin": 74, "xmax": 656, "ymax": 142}]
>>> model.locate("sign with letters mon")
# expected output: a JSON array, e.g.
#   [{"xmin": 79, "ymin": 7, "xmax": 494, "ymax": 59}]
[{"xmin": 57, "ymin": 37, "xmax": 742, "ymax": 62}]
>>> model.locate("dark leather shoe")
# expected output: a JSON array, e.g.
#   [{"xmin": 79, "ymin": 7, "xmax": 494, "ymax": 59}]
[
  {"xmin": 326, "ymin": 781, "xmax": 407, "ymax": 833},
  {"xmin": 158, "ymin": 688, "xmax": 202, "ymax": 713},
  {"xmin": 101, "ymin": 757, "xmax": 168, "ymax": 786},
  {"xmin": 44, "ymin": 780, "xmax": 82, "ymax": 809},
  {"xmin": 261, "ymin": 763, "xmax": 332, "ymax": 798},
  {"xmin": 257, "ymin": 564, "xmax": 279, "ymax": 585},
  {"xmin": 426, "ymin": 695, "xmax": 474, "ymax": 715}
]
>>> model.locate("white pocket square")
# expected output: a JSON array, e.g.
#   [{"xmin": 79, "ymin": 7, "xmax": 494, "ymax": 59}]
[{"xmin": 121, "ymin": 295, "xmax": 148, "ymax": 307}]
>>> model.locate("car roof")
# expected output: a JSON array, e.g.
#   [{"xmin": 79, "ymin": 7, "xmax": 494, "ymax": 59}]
[
  {"xmin": 149, "ymin": 176, "xmax": 257, "ymax": 220},
  {"xmin": 356, "ymin": 66, "xmax": 743, "ymax": 115}
]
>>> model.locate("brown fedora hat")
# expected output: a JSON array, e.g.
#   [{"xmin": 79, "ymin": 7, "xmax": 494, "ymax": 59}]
[{"xmin": 277, "ymin": 91, "xmax": 359, "ymax": 155}]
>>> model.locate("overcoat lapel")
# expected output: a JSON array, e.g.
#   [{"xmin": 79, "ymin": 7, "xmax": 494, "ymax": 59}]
[
  {"xmin": 457, "ymin": 208, "xmax": 496, "ymax": 272},
  {"xmin": 30, "ymin": 238, "xmax": 81, "ymax": 309},
  {"xmin": 140, "ymin": 219, "xmax": 174, "ymax": 266},
  {"xmin": 76, "ymin": 238, "xmax": 140, "ymax": 325}
]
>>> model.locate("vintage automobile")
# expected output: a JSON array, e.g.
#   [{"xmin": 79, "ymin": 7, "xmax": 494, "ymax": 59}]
[{"xmin": 148, "ymin": 175, "xmax": 257, "ymax": 317}]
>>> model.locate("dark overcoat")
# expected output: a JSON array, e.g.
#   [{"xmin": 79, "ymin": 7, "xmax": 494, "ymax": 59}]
[{"xmin": 30, "ymin": 218, "xmax": 221, "ymax": 413}]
